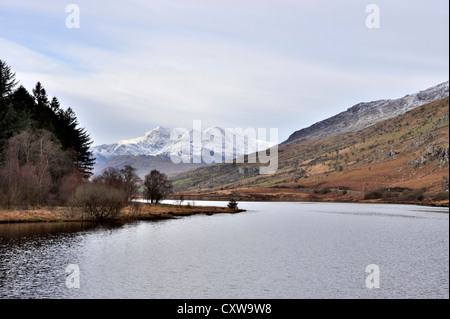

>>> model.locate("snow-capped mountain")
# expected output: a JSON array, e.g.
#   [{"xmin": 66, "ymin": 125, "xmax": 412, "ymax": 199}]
[
  {"xmin": 92, "ymin": 127, "xmax": 172, "ymax": 165},
  {"xmin": 92, "ymin": 126, "xmax": 275, "ymax": 166},
  {"xmin": 283, "ymin": 81, "xmax": 449, "ymax": 145}
]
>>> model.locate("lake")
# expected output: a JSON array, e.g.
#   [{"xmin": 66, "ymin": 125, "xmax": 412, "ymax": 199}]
[{"xmin": 0, "ymin": 201, "xmax": 448, "ymax": 299}]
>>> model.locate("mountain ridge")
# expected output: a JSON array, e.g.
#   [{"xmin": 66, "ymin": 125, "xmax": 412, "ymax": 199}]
[
  {"xmin": 283, "ymin": 81, "xmax": 449, "ymax": 145},
  {"xmin": 172, "ymin": 96, "xmax": 449, "ymax": 205},
  {"xmin": 91, "ymin": 125, "xmax": 274, "ymax": 177}
]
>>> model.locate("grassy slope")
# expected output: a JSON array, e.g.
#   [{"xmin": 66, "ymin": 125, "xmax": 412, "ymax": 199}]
[{"xmin": 172, "ymin": 98, "xmax": 449, "ymax": 204}]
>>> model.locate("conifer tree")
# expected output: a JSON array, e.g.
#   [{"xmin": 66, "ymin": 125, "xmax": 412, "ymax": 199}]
[
  {"xmin": 0, "ymin": 60, "xmax": 95, "ymax": 178},
  {"xmin": 0, "ymin": 60, "xmax": 17, "ymax": 98}
]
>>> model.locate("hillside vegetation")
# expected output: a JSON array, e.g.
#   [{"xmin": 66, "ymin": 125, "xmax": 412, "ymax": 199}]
[{"xmin": 172, "ymin": 97, "xmax": 449, "ymax": 205}]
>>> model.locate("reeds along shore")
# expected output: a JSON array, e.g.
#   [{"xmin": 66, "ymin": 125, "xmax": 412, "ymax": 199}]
[{"xmin": 0, "ymin": 203, "xmax": 245, "ymax": 223}]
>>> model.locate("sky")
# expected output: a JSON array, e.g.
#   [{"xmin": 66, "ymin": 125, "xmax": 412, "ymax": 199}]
[{"xmin": 0, "ymin": 0, "xmax": 448, "ymax": 146}]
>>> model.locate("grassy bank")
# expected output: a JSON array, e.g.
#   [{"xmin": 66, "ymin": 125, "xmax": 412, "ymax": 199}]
[{"xmin": 0, "ymin": 203, "xmax": 245, "ymax": 224}]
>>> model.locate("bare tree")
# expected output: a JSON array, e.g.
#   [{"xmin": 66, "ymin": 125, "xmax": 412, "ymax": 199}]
[
  {"xmin": 95, "ymin": 167, "xmax": 124, "ymax": 189},
  {"xmin": 120, "ymin": 165, "xmax": 141, "ymax": 202},
  {"xmin": 143, "ymin": 169, "xmax": 173, "ymax": 204},
  {"xmin": 0, "ymin": 129, "xmax": 73, "ymax": 207},
  {"xmin": 59, "ymin": 169, "xmax": 83, "ymax": 204}
]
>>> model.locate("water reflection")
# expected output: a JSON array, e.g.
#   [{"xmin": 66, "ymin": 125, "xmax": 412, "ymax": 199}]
[
  {"xmin": 0, "ymin": 221, "xmax": 133, "ymax": 298},
  {"xmin": 0, "ymin": 202, "xmax": 448, "ymax": 299},
  {"xmin": 0, "ymin": 222, "xmax": 98, "ymax": 240}
]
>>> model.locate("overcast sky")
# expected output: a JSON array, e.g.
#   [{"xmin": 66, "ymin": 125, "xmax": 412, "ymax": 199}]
[{"xmin": 1, "ymin": 0, "xmax": 448, "ymax": 145}]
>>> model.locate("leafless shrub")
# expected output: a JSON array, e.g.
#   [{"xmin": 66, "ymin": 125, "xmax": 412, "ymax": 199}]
[{"xmin": 69, "ymin": 183, "xmax": 128, "ymax": 222}]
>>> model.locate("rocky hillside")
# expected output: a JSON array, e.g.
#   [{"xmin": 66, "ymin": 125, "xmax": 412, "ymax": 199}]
[
  {"xmin": 172, "ymin": 97, "xmax": 449, "ymax": 205},
  {"xmin": 283, "ymin": 81, "xmax": 449, "ymax": 145}
]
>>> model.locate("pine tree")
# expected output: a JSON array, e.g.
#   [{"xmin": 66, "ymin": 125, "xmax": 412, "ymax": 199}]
[
  {"xmin": 0, "ymin": 99, "xmax": 29, "ymax": 160},
  {"xmin": 50, "ymin": 96, "xmax": 60, "ymax": 112},
  {"xmin": 32, "ymin": 81, "xmax": 54, "ymax": 131},
  {"xmin": 0, "ymin": 61, "xmax": 24, "ymax": 159},
  {"xmin": 0, "ymin": 60, "xmax": 95, "ymax": 179},
  {"xmin": 11, "ymin": 85, "xmax": 35, "ymax": 115},
  {"xmin": 0, "ymin": 60, "xmax": 18, "ymax": 98},
  {"xmin": 56, "ymin": 107, "xmax": 95, "ymax": 178},
  {"xmin": 227, "ymin": 199, "xmax": 238, "ymax": 209}
]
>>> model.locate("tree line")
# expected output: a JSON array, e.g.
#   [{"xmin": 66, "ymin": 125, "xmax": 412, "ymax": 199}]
[
  {"xmin": 71, "ymin": 166, "xmax": 173, "ymax": 221},
  {"xmin": 90, "ymin": 166, "xmax": 173, "ymax": 204},
  {"xmin": 0, "ymin": 60, "xmax": 94, "ymax": 207},
  {"xmin": 0, "ymin": 60, "xmax": 173, "ymax": 213},
  {"xmin": 0, "ymin": 60, "xmax": 94, "ymax": 177}
]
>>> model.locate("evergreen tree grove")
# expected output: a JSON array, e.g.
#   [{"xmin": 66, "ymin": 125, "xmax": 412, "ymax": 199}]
[{"xmin": 0, "ymin": 60, "xmax": 95, "ymax": 178}]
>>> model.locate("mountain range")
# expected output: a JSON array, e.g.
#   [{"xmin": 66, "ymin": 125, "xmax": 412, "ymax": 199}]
[
  {"xmin": 91, "ymin": 126, "xmax": 274, "ymax": 177},
  {"xmin": 91, "ymin": 81, "xmax": 449, "ymax": 202},
  {"xmin": 171, "ymin": 82, "xmax": 449, "ymax": 204}
]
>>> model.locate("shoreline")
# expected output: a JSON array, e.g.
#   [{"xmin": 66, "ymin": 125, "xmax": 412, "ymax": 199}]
[
  {"xmin": 1, "ymin": 197, "xmax": 447, "ymax": 224},
  {"xmin": 172, "ymin": 197, "xmax": 450, "ymax": 208},
  {"xmin": 170, "ymin": 198, "xmax": 449, "ymax": 208},
  {"xmin": 169, "ymin": 191, "xmax": 449, "ymax": 208},
  {"xmin": 0, "ymin": 203, "xmax": 245, "ymax": 224}
]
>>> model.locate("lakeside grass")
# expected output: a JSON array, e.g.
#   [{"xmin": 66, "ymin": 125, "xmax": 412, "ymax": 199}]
[
  {"xmin": 1, "ymin": 194, "xmax": 446, "ymax": 224},
  {"xmin": 0, "ymin": 202, "xmax": 244, "ymax": 224}
]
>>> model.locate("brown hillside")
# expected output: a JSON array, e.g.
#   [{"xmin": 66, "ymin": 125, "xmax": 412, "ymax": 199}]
[{"xmin": 172, "ymin": 98, "xmax": 449, "ymax": 205}]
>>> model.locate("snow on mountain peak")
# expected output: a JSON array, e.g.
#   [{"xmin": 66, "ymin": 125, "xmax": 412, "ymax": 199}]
[
  {"xmin": 91, "ymin": 126, "xmax": 274, "ymax": 165},
  {"xmin": 116, "ymin": 127, "xmax": 170, "ymax": 147}
]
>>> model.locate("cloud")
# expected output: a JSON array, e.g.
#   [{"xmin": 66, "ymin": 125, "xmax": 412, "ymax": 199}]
[{"xmin": 0, "ymin": 0, "xmax": 448, "ymax": 145}]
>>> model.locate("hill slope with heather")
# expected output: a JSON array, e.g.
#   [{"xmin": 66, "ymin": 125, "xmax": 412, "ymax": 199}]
[{"xmin": 172, "ymin": 97, "xmax": 449, "ymax": 205}]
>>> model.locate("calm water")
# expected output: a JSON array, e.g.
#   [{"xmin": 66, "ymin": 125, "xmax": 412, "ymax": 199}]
[{"xmin": 0, "ymin": 202, "xmax": 448, "ymax": 299}]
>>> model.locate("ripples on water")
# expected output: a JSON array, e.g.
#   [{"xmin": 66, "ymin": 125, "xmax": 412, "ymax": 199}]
[{"xmin": 0, "ymin": 202, "xmax": 448, "ymax": 299}]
